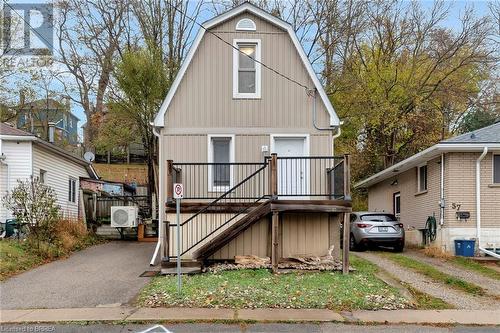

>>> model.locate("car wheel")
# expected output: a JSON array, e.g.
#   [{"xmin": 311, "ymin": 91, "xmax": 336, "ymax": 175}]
[
  {"xmin": 393, "ymin": 243, "xmax": 404, "ymax": 252},
  {"xmin": 349, "ymin": 234, "xmax": 357, "ymax": 251}
]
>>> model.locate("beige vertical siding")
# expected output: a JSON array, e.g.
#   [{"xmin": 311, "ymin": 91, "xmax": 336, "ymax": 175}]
[
  {"xmin": 209, "ymin": 212, "xmax": 335, "ymax": 260},
  {"xmin": 162, "ymin": 12, "xmax": 331, "ymax": 133},
  {"xmin": 367, "ymin": 156, "xmax": 442, "ymax": 229},
  {"xmin": 445, "ymin": 152, "xmax": 500, "ymax": 228}
]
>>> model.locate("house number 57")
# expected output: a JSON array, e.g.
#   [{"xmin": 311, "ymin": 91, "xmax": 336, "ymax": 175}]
[{"xmin": 451, "ymin": 203, "xmax": 461, "ymax": 210}]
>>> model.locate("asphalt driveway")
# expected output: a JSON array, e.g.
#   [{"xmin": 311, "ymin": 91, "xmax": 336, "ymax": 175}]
[{"xmin": 0, "ymin": 241, "xmax": 157, "ymax": 309}]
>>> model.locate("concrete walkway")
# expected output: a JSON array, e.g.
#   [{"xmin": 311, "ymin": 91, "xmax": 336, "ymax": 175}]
[
  {"xmin": 1, "ymin": 307, "xmax": 500, "ymax": 325},
  {"xmin": 0, "ymin": 241, "xmax": 156, "ymax": 309}
]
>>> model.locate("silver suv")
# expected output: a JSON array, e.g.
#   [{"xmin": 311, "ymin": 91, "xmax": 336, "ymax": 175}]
[{"xmin": 349, "ymin": 212, "xmax": 404, "ymax": 252}]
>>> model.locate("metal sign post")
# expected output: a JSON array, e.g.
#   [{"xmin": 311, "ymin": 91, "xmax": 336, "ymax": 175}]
[{"xmin": 173, "ymin": 183, "xmax": 183, "ymax": 294}]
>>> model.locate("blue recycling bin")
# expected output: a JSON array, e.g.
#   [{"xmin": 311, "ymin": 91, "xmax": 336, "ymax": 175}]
[{"xmin": 454, "ymin": 239, "xmax": 475, "ymax": 257}]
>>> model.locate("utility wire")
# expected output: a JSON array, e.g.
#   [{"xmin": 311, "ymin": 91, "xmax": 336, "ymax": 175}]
[
  {"xmin": 3, "ymin": 0, "xmax": 312, "ymax": 93},
  {"xmin": 166, "ymin": 2, "xmax": 312, "ymax": 91}
]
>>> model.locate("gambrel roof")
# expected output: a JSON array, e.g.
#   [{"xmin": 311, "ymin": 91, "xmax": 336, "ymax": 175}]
[{"xmin": 153, "ymin": 2, "xmax": 340, "ymax": 127}]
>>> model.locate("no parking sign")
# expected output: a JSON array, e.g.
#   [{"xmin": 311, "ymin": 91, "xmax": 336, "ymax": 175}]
[{"xmin": 173, "ymin": 183, "xmax": 183, "ymax": 199}]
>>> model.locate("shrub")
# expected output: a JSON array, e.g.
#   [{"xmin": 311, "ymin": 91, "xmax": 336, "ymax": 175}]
[{"xmin": 2, "ymin": 177, "xmax": 60, "ymax": 244}]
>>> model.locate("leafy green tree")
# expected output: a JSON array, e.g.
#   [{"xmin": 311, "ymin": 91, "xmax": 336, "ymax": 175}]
[
  {"xmin": 458, "ymin": 108, "xmax": 499, "ymax": 134},
  {"xmin": 95, "ymin": 46, "xmax": 170, "ymax": 204}
]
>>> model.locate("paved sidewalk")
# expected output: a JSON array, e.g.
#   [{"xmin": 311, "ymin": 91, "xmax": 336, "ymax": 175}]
[{"xmin": 1, "ymin": 307, "xmax": 499, "ymax": 326}]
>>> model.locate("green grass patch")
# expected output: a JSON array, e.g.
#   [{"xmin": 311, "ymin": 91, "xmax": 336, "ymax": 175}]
[
  {"xmin": 448, "ymin": 257, "xmax": 500, "ymax": 281},
  {"xmin": 384, "ymin": 253, "xmax": 486, "ymax": 296},
  {"xmin": 138, "ymin": 256, "xmax": 411, "ymax": 310},
  {"xmin": 400, "ymin": 282, "xmax": 453, "ymax": 310},
  {"xmin": 0, "ymin": 240, "xmax": 46, "ymax": 281}
]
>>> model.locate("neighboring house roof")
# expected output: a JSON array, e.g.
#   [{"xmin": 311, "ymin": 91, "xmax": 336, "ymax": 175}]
[
  {"xmin": 355, "ymin": 122, "xmax": 500, "ymax": 189},
  {"xmin": 0, "ymin": 123, "xmax": 98, "ymax": 179},
  {"xmin": 0, "ymin": 123, "xmax": 35, "ymax": 136},
  {"xmin": 441, "ymin": 122, "xmax": 500, "ymax": 144},
  {"xmin": 17, "ymin": 98, "xmax": 80, "ymax": 121},
  {"xmin": 153, "ymin": 2, "xmax": 340, "ymax": 128}
]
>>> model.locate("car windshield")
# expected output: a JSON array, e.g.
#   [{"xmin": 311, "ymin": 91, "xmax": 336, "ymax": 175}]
[{"xmin": 360, "ymin": 214, "xmax": 397, "ymax": 222}]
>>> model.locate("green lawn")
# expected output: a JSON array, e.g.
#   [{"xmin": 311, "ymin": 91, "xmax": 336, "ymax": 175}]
[
  {"xmin": 384, "ymin": 253, "xmax": 486, "ymax": 296},
  {"xmin": 0, "ymin": 240, "xmax": 46, "ymax": 281},
  {"xmin": 400, "ymin": 282, "xmax": 453, "ymax": 310},
  {"xmin": 448, "ymin": 257, "xmax": 500, "ymax": 281},
  {"xmin": 139, "ymin": 256, "xmax": 412, "ymax": 310}
]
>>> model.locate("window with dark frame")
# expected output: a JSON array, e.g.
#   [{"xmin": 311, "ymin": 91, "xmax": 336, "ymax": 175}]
[
  {"xmin": 211, "ymin": 137, "xmax": 231, "ymax": 187},
  {"xmin": 39, "ymin": 169, "xmax": 46, "ymax": 184},
  {"xmin": 494, "ymin": 155, "xmax": 500, "ymax": 184},
  {"xmin": 68, "ymin": 178, "xmax": 76, "ymax": 203},
  {"xmin": 418, "ymin": 165, "xmax": 428, "ymax": 192},
  {"xmin": 393, "ymin": 192, "xmax": 401, "ymax": 219}
]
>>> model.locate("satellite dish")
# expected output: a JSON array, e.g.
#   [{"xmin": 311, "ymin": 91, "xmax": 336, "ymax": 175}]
[{"xmin": 83, "ymin": 151, "xmax": 95, "ymax": 162}]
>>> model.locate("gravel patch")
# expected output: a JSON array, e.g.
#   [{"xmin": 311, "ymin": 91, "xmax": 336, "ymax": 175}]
[
  {"xmin": 353, "ymin": 252, "xmax": 500, "ymax": 310},
  {"xmin": 403, "ymin": 251, "xmax": 500, "ymax": 298}
]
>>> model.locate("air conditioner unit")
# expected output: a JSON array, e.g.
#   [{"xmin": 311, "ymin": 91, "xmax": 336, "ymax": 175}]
[{"xmin": 111, "ymin": 206, "xmax": 138, "ymax": 228}]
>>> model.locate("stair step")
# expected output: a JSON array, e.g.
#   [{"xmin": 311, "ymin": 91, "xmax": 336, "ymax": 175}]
[
  {"xmin": 161, "ymin": 260, "xmax": 201, "ymax": 269},
  {"xmin": 161, "ymin": 266, "xmax": 202, "ymax": 275}
]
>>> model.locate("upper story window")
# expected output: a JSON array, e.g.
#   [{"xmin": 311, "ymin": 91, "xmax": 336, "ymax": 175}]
[
  {"xmin": 418, "ymin": 164, "xmax": 428, "ymax": 192},
  {"xmin": 233, "ymin": 39, "xmax": 261, "ymax": 99},
  {"xmin": 494, "ymin": 154, "xmax": 500, "ymax": 184},
  {"xmin": 236, "ymin": 18, "xmax": 256, "ymax": 31}
]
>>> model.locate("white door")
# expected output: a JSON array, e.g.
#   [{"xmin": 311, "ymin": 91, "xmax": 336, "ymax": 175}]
[{"xmin": 273, "ymin": 137, "xmax": 308, "ymax": 198}]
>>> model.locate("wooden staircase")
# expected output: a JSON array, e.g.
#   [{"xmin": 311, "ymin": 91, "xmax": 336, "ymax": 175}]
[{"xmin": 192, "ymin": 200, "xmax": 272, "ymax": 260}]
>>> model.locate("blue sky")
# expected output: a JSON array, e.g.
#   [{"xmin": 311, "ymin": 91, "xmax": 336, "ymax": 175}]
[{"xmin": 3, "ymin": 0, "xmax": 493, "ymax": 137}]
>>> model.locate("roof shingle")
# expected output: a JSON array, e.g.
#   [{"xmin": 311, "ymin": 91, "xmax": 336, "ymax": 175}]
[{"xmin": 441, "ymin": 122, "xmax": 500, "ymax": 144}]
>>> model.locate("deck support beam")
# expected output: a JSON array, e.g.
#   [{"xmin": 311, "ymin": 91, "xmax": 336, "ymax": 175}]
[{"xmin": 271, "ymin": 210, "xmax": 279, "ymax": 273}]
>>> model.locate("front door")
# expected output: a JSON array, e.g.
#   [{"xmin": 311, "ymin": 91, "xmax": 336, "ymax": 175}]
[{"xmin": 273, "ymin": 137, "xmax": 308, "ymax": 198}]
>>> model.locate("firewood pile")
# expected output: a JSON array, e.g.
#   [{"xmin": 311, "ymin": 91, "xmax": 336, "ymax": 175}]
[{"xmin": 205, "ymin": 248, "xmax": 355, "ymax": 273}]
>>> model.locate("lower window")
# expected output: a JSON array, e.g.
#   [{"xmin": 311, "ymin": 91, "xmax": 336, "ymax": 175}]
[
  {"xmin": 68, "ymin": 178, "xmax": 76, "ymax": 203},
  {"xmin": 208, "ymin": 135, "xmax": 234, "ymax": 191}
]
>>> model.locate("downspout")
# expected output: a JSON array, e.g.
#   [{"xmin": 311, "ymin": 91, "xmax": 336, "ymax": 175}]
[
  {"xmin": 310, "ymin": 88, "xmax": 341, "ymax": 155},
  {"xmin": 475, "ymin": 147, "xmax": 500, "ymax": 259},
  {"xmin": 439, "ymin": 153, "xmax": 444, "ymax": 226},
  {"xmin": 150, "ymin": 126, "xmax": 163, "ymax": 266}
]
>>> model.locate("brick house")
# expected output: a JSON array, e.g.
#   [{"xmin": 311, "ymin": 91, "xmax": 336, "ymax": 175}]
[{"xmin": 356, "ymin": 122, "xmax": 500, "ymax": 256}]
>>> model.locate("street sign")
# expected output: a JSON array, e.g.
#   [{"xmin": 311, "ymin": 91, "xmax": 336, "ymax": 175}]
[{"xmin": 173, "ymin": 183, "xmax": 183, "ymax": 199}]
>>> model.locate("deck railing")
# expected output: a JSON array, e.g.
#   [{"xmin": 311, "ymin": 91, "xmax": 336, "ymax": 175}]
[{"xmin": 164, "ymin": 154, "xmax": 351, "ymax": 260}]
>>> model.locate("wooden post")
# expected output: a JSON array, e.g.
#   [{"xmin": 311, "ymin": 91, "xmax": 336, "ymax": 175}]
[
  {"xmin": 342, "ymin": 212, "xmax": 350, "ymax": 274},
  {"xmin": 342, "ymin": 154, "xmax": 351, "ymax": 274},
  {"xmin": 271, "ymin": 211, "xmax": 279, "ymax": 273},
  {"xmin": 166, "ymin": 160, "xmax": 174, "ymax": 203},
  {"xmin": 329, "ymin": 213, "xmax": 341, "ymax": 260},
  {"xmin": 270, "ymin": 153, "xmax": 278, "ymax": 197},
  {"xmin": 343, "ymin": 154, "xmax": 351, "ymax": 200}
]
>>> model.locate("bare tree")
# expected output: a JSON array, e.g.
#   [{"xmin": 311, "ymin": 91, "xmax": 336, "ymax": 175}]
[{"xmin": 56, "ymin": 0, "xmax": 129, "ymax": 150}]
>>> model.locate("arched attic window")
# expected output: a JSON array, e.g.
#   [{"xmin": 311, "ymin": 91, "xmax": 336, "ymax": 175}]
[{"xmin": 236, "ymin": 18, "xmax": 256, "ymax": 31}]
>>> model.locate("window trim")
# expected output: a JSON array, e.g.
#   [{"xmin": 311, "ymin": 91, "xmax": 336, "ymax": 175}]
[
  {"xmin": 39, "ymin": 169, "xmax": 47, "ymax": 184},
  {"xmin": 417, "ymin": 163, "xmax": 428, "ymax": 193},
  {"xmin": 233, "ymin": 39, "xmax": 261, "ymax": 99},
  {"xmin": 393, "ymin": 192, "xmax": 401, "ymax": 219},
  {"xmin": 68, "ymin": 177, "xmax": 77, "ymax": 203},
  {"xmin": 493, "ymin": 154, "xmax": 500, "ymax": 184},
  {"xmin": 207, "ymin": 134, "xmax": 235, "ymax": 192},
  {"xmin": 235, "ymin": 18, "xmax": 256, "ymax": 31}
]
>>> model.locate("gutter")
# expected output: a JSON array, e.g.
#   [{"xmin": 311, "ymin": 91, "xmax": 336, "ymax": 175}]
[
  {"xmin": 439, "ymin": 153, "xmax": 445, "ymax": 226},
  {"xmin": 149, "ymin": 125, "xmax": 163, "ymax": 266},
  {"xmin": 475, "ymin": 147, "xmax": 500, "ymax": 259}
]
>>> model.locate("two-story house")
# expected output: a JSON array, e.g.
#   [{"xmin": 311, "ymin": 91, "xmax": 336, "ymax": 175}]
[
  {"xmin": 16, "ymin": 94, "xmax": 79, "ymax": 145},
  {"xmin": 150, "ymin": 3, "xmax": 351, "ymax": 271}
]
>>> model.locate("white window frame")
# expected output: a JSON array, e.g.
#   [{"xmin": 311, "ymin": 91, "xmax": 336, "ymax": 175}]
[
  {"xmin": 417, "ymin": 163, "xmax": 428, "ymax": 192},
  {"xmin": 208, "ymin": 134, "xmax": 235, "ymax": 192},
  {"xmin": 493, "ymin": 153, "xmax": 500, "ymax": 184},
  {"xmin": 68, "ymin": 177, "xmax": 77, "ymax": 203},
  {"xmin": 394, "ymin": 192, "xmax": 401, "ymax": 219},
  {"xmin": 236, "ymin": 18, "xmax": 256, "ymax": 31},
  {"xmin": 233, "ymin": 39, "xmax": 261, "ymax": 99}
]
